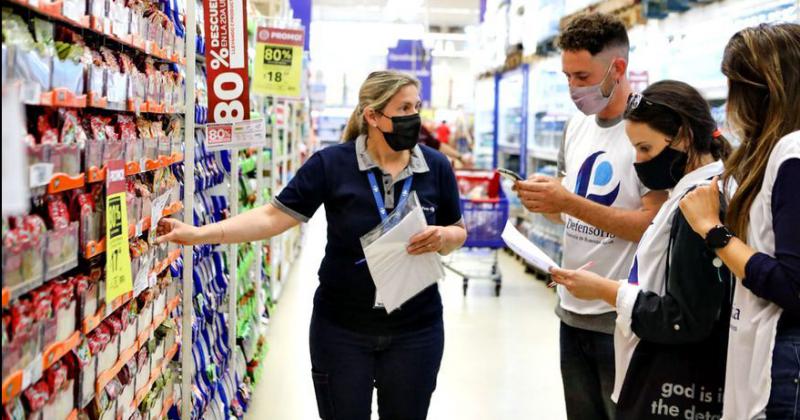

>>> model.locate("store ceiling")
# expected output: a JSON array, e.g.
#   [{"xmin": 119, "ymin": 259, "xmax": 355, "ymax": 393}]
[{"xmin": 311, "ymin": 0, "xmax": 481, "ymax": 30}]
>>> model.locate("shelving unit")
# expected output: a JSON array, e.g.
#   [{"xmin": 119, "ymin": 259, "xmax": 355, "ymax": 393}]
[
  {"xmin": 0, "ymin": 0, "xmax": 309, "ymax": 416},
  {"xmin": 472, "ymin": 77, "xmax": 497, "ymax": 170},
  {"xmin": 2, "ymin": 0, "xmax": 189, "ymax": 414}
]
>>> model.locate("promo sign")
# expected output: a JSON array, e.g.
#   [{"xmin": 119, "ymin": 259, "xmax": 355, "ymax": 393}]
[
  {"xmin": 253, "ymin": 26, "xmax": 305, "ymax": 98},
  {"xmin": 105, "ymin": 160, "xmax": 133, "ymax": 302},
  {"xmin": 205, "ymin": 119, "xmax": 268, "ymax": 151},
  {"xmin": 204, "ymin": 0, "xmax": 250, "ymax": 123}
]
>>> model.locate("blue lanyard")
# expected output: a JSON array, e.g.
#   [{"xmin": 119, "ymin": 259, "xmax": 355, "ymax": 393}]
[{"xmin": 367, "ymin": 171, "xmax": 413, "ymax": 222}]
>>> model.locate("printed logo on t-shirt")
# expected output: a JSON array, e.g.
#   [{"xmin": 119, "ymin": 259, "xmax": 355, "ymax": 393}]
[
  {"xmin": 628, "ymin": 257, "xmax": 639, "ymax": 284},
  {"xmin": 575, "ymin": 151, "xmax": 620, "ymax": 206}
]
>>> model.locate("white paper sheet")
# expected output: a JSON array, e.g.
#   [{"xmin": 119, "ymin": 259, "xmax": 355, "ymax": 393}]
[
  {"xmin": 501, "ymin": 220, "xmax": 560, "ymax": 272},
  {"xmin": 363, "ymin": 205, "xmax": 445, "ymax": 313}
]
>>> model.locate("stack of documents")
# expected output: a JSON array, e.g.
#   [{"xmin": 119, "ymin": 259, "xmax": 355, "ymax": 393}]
[
  {"xmin": 501, "ymin": 221, "xmax": 560, "ymax": 272},
  {"xmin": 363, "ymin": 205, "xmax": 445, "ymax": 313}
]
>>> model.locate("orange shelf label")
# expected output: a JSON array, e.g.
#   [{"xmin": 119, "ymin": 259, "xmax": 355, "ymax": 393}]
[
  {"xmin": 2, "ymin": 288, "xmax": 9, "ymax": 308},
  {"xmin": 145, "ymin": 159, "xmax": 162, "ymax": 171},
  {"xmin": 84, "ymin": 237, "xmax": 106, "ymax": 259},
  {"xmin": 87, "ymin": 166, "xmax": 106, "ymax": 183},
  {"xmin": 82, "ymin": 305, "xmax": 105, "ymax": 334},
  {"xmin": 43, "ymin": 331, "xmax": 81, "ymax": 370},
  {"xmin": 125, "ymin": 161, "xmax": 142, "ymax": 176},
  {"xmin": 88, "ymin": 92, "xmax": 108, "ymax": 108},
  {"xmin": 47, "ymin": 172, "xmax": 85, "ymax": 194},
  {"xmin": 2, "ymin": 370, "xmax": 23, "ymax": 405}
]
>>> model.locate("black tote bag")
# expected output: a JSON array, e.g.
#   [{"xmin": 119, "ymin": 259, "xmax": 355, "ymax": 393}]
[{"xmin": 615, "ymin": 212, "xmax": 732, "ymax": 420}]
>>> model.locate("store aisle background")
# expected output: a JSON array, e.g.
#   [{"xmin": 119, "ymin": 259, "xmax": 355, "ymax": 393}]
[{"xmin": 246, "ymin": 210, "xmax": 567, "ymax": 420}]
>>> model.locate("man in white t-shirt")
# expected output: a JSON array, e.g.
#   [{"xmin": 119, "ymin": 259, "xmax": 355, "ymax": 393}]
[{"xmin": 515, "ymin": 13, "xmax": 667, "ymax": 420}]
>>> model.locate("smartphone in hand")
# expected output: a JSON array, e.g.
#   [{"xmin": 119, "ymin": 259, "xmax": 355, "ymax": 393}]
[{"xmin": 497, "ymin": 168, "xmax": 523, "ymax": 182}]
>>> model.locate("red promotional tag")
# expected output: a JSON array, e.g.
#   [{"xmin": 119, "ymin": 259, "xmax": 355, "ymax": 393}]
[{"xmin": 204, "ymin": 0, "xmax": 250, "ymax": 123}]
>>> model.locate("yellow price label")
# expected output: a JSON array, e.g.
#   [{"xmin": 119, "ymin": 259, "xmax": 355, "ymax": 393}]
[
  {"xmin": 253, "ymin": 27, "xmax": 304, "ymax": 98},
  {"xmin": 105, "ymin": 162, "xmax": 133, "ymax": 302}
]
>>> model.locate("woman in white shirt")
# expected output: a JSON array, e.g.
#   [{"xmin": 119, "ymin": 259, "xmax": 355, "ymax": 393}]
[
  {"xmin": 547, "ymin": 79, "xmax": 733, "ymax": 419},
  {"xmin": 680, "ymin": 23, "xmax": 800, "ymax": 419}
]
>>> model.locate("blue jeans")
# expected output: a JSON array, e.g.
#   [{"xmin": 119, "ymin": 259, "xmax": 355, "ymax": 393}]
[
  {"xmin": 767, "ymin": 326, "xmax": 800, "ymax": 420},
  {"xmin": 309, "ymin": 311, "xmax": 445, "ymax": 420},
  {"xmin": 560, "ymin": 322, "xmax": 616, "ymax": 420}
]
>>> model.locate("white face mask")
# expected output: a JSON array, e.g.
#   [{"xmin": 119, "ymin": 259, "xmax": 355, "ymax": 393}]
[{"xmin": 569, "ymin": 63, "xmax": 617, "ymax": 115}]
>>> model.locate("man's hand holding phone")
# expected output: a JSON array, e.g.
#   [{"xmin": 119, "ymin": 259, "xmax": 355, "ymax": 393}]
[{"xmin": 513, "ymin": 174, "xmax": 572, "ymax": 215}]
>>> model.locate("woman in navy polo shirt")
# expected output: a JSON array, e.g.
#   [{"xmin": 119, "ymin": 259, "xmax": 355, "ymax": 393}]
[{"xmin": 157, "ymin": 70, "xmax": 467, "ymax": 419}]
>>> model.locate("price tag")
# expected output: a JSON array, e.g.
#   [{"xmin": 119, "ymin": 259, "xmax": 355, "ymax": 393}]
[
  {"xmin": 151, "ymin": 192, "xmax": 170, "ymax": 226},
  {"xmin": 105, "ymin": 160, "xmax": 133, "ymax": 302},
  {"xmin": 204, "ymin": 0, "xmax": 250, "ymax": 123},
  {"xmin": 22, "ymin": 354, "xmax": 44, "ymax": 389},
  {"xmin": 29, "ymin": 163, "xmax": 54, "ymax": 188},
  {"xmin": 205, "ymin": 119, "xmax": 267, "ymax": 151},
  {"xmin": 134, "ymin": 259, "xmax": 149, "ymax": 296},
  {"xmin": 253, "ymin": 27, "xmax": 304, "ymax": 98}
]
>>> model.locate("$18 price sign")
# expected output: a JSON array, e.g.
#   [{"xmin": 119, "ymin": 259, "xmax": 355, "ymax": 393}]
[
  {"xmin": 203, "ymin": 0, "xmax": 250, "ymax": 123},
  {"xmin": 253, "ymin": 26, "xmax": 305, "ymax": 98}
]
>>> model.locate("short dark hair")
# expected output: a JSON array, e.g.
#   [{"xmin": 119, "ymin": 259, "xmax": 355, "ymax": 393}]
[{"xmin": 557, "ymin": 13, "xmax": 629, "ymax": 56}]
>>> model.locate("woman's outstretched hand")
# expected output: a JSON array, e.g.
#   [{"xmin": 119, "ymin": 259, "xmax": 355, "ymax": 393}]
[{"xmin": 155, "ymin": 218, "xmax": 205, "ymax": 246}]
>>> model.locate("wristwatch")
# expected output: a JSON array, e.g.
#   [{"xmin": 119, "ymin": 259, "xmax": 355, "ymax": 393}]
[{"xmin": 705, "ymin": 225, "xmax": 734, "ymax": 249}]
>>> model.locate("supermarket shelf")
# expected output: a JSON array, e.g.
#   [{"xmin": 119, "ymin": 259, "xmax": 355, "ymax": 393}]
[
  {"xmin": 28, "ymin": 96, "xmax": 185, "ymax": 114},
  {"xmin": 82, "ymin": 206, "xmax": 181, "ymax": 259},
  {"xmin": 5, "ymin": 0, "xmax": 186, "ymax": 66},
  {"xmin": 44, "ymin": 172, "xmax": 85, "ymax": 194},
  {"xmin": 87, "ymin": 153, "xmax": 183, "ymax": 182},
  {"xmin": 1, "ymin": 330, "xmax": 81, "ymax": 404},
  {"xmin": 82, "ymin": 253, "xmax": 182, "ymax": 335},
  {"xmin": 498, "ymin": 143, "xmax": 522, "ymax": 155},
  {"xmin": 132, "ymin": 342, "xmax": 180, "ymax": 407},
  {"xmin": 95, "ymin": 295, "xmax": 181, "ymax": 394},
  {"xmin": 87, "ymin": 153, "xmax": 183, "ymax": 184}
]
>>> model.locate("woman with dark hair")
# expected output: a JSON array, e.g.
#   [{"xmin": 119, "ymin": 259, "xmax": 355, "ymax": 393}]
[
  {"xmin": 544, "ymin": 80, "xmax": 734, "ymax": 419},
  {"xmin": 680, "ymin": 23, "xmax": 800, "ymax": 419}
]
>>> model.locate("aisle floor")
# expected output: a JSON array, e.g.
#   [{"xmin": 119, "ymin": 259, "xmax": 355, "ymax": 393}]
[{"xmin": 246, "ymin": 211, "xmax": 567, "ymax": 420}]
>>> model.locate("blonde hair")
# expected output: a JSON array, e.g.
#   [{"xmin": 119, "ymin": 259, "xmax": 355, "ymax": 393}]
[
  {"xmin": 342, "ymin": 71, "xmax": 420, "ymax": 142},
  {"xmin": 721, "ymin": 23, "xmax": 800, "ymax": 241}
]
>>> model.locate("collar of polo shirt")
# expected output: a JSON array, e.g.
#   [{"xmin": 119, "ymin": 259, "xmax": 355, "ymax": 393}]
[
  {"xmin": 355, "ymin": 134, "xmax": 430, "ymax": 210},
  {"xmin": 355, "ymin": 134, "xmax": 430, "ymax": 177}
]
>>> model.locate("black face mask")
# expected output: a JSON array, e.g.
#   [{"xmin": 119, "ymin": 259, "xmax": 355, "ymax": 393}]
[
  {"xmin": 379, "ymin": 113, "xmax": 421, "ymax": 151},
  {"xmin": 633, "ymin": 145, "xmax": 689, "ymax": 190}
]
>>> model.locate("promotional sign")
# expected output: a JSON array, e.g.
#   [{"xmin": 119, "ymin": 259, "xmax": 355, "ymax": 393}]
[
  {"xmin": 204, "ymin": 0, "xmax": 250, "ymax": 123},
  {"xmin": 387, "ymin": 40, "xmax": 432, "ymax": 107},
  {"xmin": 105, "ymin": 160, "xmax": 133, "ymax": 302},
  {"xmin": 253, "ymin": 26, "xmax": 305, "ymax": 98},
  {"xmin": 205, "ymin": 119, "xmax": 268, "ymax": 151}
]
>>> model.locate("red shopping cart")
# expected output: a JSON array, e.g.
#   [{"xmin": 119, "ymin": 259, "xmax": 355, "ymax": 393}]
[{"xmin": 443, "ymin": 170, "xmax": 509, "ymax": 296}]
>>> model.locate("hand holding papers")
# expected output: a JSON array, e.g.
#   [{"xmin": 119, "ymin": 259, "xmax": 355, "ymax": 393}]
[
  {"xmin": 501, "ymin": 220, "xmax": 560, "ymax": 272},
  {"xmin": 361, "ymin": 193, "xmax": 445, "ymax": 313}
]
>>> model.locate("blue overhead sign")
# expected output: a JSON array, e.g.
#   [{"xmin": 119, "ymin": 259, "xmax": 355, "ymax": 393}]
[{"xmin": 387, "ymin": 39, "xmax": 432, "ymax": 107}]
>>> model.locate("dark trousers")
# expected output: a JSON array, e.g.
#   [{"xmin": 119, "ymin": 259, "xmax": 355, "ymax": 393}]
[
  {"xmin": 767, "ymin": 326, "xmax": 800, "ymax": 420},
  {"xmin": 309, "ymin": 311, "xmax": 445, "ymax": 420},
  {"xmin": 560, "ymin": 322, "xmax": 616, "ymax": 420}
]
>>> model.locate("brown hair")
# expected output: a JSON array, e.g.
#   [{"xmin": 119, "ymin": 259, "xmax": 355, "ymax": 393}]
[
  {"xmin": 722, "ymin": 23, "xmax": 800, "ymax": 241},
  {"xmin": 342, "ymin": 71, "xmax": 420, "ymax": 142},
  {"xmin": 557, "ymin": 13, "xmax": 629, "ymax": 57},
  {"xmin": 624, "ymin": 80, "xmax": 732, "ymax": 168}
]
